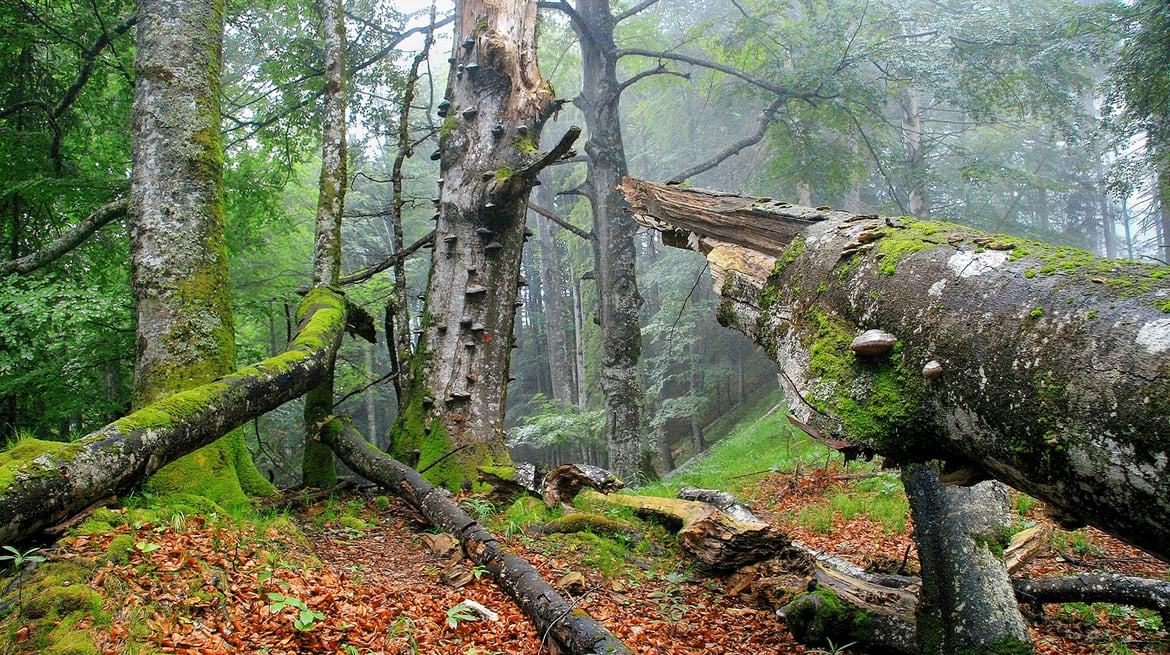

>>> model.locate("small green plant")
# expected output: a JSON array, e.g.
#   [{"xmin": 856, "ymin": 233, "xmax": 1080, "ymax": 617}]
[
  {"xmin": 135, "ymin": 541, "xmax": 161, "ymax": 554},
  {"xmin": 0, "ymin": 545, "xmax": 45, "ymax": 613},
  {"xmin": 1013, "ymin": 493, "xmax": 1036, "ymax": 515},
  {"xmin": 267, "ymin": 592, "xmax": 326, "ymax": 631},
  {"xmin": 446, "ymin": 602, "xmax": 479, "ymax": 628},
  {"xmin": 459, "ymin": 498, "xmax": 496, "ymax": 521},
  {"xmin": 389, "ymin": 616, "xmax": 420, "ymax": 653},
  {"xmin": 807, "ymin": 639, "xmax": 857, "ymax": 655},
  {"xmin": 471, "ymin": 565, "xmax": 490, "ymax": 579},
  {"xmin": 648, "ymin": 573, "xmax": 691, "ymax": 621}
]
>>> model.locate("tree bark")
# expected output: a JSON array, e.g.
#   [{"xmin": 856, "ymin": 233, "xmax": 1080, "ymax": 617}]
[
  {"xmin": 302, "ymin": 0, "xmax": 348, "ymax": 488},
  {"xmin": 320, "ymin": 417, "xmax": 633, "ymax": 655},
  {"xmin": 903, "ymin": 85, "xmax": 929, "ymax": 219},
  {"xmin": 557, "ymin": 0, "xmax": 646, "ymax": 481},
  {"xmin": 389, "ymin": 0, "xmax": 574, "ymax": 490},
  {"xmin": 128, "ymin": 0, "xmax": 273, "ymax": 505},
  {"xmin": 0, "ymin": 289, "xmax": 347, "ymax": 546},
  {"xmin": 903, "ymin": 466, "xmax": 1031, "ymax": 654},
  {"xmin": 533, "ymin": 181, "xmax": 578, "ymax": 404},
  {"xmin": 620, "ymin": 177, "xmax": 1170, "ymax": 562}
]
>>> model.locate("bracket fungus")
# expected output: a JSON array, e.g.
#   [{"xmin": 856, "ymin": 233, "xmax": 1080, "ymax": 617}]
[{"xmin": 849, "ymin": 329, "xmax": 898, "ymax": 357}]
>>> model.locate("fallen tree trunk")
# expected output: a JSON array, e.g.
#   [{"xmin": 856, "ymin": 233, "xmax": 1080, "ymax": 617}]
[
  {"xmin": 0, "ymin": 289, "xmax": 350, "ymax": 546},
  {"xmin": 321, "ymin": 416, "xmax": 633, "ymax": 655},
  {"xmin": 1013, "ymin": 573, "xmax": 1170, "ymax": 626},
  {"xmin": 620, "ymin": 177, "xmax": 1170, "ymax": 562},
  {"xmin": 584, "ymin": 490, "xmax": 787, "ymax": 568}
]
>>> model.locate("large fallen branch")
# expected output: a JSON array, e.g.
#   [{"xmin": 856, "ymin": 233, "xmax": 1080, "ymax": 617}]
[
  {"xmin": 320, "ymin": 417, "xmax": 633, "ymax": 655},
  {"xmin": 620, "ymin": 177, "xmax": 1170, "ymax": 562},
  {"xmin": 584, "ymin": 490, "xmax": 787, "ymax": 568},
  {"xmin": 0, "ymin": 289, "xmax": 351, "ymax": 546}
]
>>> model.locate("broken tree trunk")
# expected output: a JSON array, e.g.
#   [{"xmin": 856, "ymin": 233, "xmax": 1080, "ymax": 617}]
[
  {"xmin": 1013, "ymin": 573, "xmax": 1170, "ymax": 626},
  {"xmin": 320, "ymin": 416, "xmax": 633, "ymax": 655},
  {"xmin": 389, "ymin": 0, "xmax": 577, "ymax": 490},
  {"xmin": 584, "ymin": 490, "xmax": 787, "ymax": 568},
  {"xmin": 620, "ymin": 177, "xmax": 1170, "ymax": 562},
  {"xmin": 0, "ymin": 289, "xmax": 350, "ymax": 546},
  {"xmin": 903, "ymin": 465, "xmax": 1031, "ymax": 654}
]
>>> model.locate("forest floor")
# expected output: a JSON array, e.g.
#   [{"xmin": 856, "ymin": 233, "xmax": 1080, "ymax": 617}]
[
  {"xmin": 1, "ymin": 394, "xmax": 1168, "ymax": 654},
  {"xmin": 4, "ymin": 466, "xmax": 1168, "ymax": 655}
]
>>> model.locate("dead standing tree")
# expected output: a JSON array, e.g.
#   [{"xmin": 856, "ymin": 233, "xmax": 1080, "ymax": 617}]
[{"xmin": 387, "ymin": 0, "xmax": 579, "ymax": 490}]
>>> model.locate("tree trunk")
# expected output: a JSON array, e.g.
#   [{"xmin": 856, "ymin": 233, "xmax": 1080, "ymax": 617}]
[
  {"xmin": 302, "ymin": 0, "xmax": 348, "ymax": 488},
  {"xmin": 621, "ymin": 177, "xmax": 1170, "ymax": 562},
  {"xmin": 321, "ymin": 418, "xmax": 633, "ymax": 655},
  {"xmin": 903, "ymin": 465, "xmax": 1031, "ymax": 654},
  {"xmin": 903, "ymin": 85, "xmax": 929, "ymax": 219},
  {"xmin": 570, "ymin": 0, "xmax": 645, "ymax": 481},
  {"xmin": 533, "ymin": 181, "xmax": 577, "ymax": 404},
  {"xmin": 128, "ymin": 0, "xmax": 273, "ymax": 506},
  {"xmin": 0, "ymin": 289, "xmax": 348, "ymax": 545},
  {"xmin": 389, "ymin": 0, "xmax": 574, "ymax": 490}
]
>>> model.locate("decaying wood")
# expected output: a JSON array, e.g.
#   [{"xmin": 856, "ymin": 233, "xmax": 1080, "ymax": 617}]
[
  {"xmin": 1004, "ymin": 525, "xmax": 1049, "ymax": 574},
  {"xmin": 1013, "ymin": 573, "xmax": 1170, "ymax": 626},
  {"xmin": 0, "ymin": 289, "xmax": 351, "ymax": 546},
  {"xmin": 620, "ymin": 176, "xmax": 1170, "ymax": 563},
  {"xmin": 543, "ymin": 464, "xmax": 624, "ymax": 507},
  {"xmin": 582, "ymin": 490, "xmax": 787, "ymax": 568},
  {"xmin": 477, "ymin": 463, "xmax": 624, "ymax": 507},
  {"xmin": 321, "ymin": 416, "xmax": 633, "ymax": 655},
  {"xmin": 263, "ymin": 479, "xmax": 358, "ymax": 511}
]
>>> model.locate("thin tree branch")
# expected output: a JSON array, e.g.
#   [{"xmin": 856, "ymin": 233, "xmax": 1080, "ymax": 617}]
[
  {"xmin": 529, "ymin": 202, "xmax": 594, "ymax": 241},
  {"xmin": 614, "ymin": 0, "xmax": 663, "ymax": 22},
  {"xmin": 616, "ymin": 48, "xmax": 790, "ymax": 96},
  {"xmin": 617, "ymin": 65, "xmax": 690, "ymax": 96},
  {"xmin": 669, "ymin": 96, "xmax": 785, "ymax": 183},
  {"xmin": 0, "ymin": 199, "xmax": 127, "ymax": 276},
  {"xmin": 338, "ymin": 230, "xmax": 435, "ymax": 286}
]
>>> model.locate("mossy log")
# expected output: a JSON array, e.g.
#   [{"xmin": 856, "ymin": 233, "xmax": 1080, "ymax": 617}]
[
  {"xmin": 0, "ymin": 289, "xmax": 350, "ymax": 546},
  {"xmin": 528, "ymin": 513, "xmax": 643, "ymax": 542},
  {"xmin": 320, "ymin": 416, "xmax": 633, "ymax": 655},
  {"xmin": 584, "ymin": 491, "xmax": 787, "ymax": 568},
  {"xmin": 620, "ymin": 176, "xmax": 1170, "ymax": 562},
  {"xmin": 1013, "ymin": 573, "xmax": 1170, "ymax": 627}
]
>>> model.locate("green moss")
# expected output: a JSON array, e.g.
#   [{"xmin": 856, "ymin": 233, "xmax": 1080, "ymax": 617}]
[
  {"xmin": 761, "ymin": 238, "xmax": 806, "ymax": 312},
  {"xmin": 439, "ymin": 114, "xmax": 458, "ymax": 142},
  {"xmin": 1029, "ymin": 307, "xmax": 1043, "ymax": 319},
  {"xmin": 784, "ymin": 589, "xmax": 875, "ymax": 646},
  {"xmin": 801, "ymin": 309, "xmax": 925, "ymax": 453},
  {"xmin": 479, "ymin": 465, "xmax": 516, "ymax": 482},
  {"xmin": 338, "ymin": 516, "xmax": 370, "ymax": 531},
  {"xmin": 1024, "ymin": 269, "xmax": 1036, "ymax": 278},
  {"xmin": 302, "ymin": 383, "xmax": 339, "ymax": 488},
  {"xmin": 541, "ymin": 513, "xmax": 637, "ymax": 539},
  {"xmin": 0, "ymin": 438, "xmax": 69, "ymax": 490},
  {"xmin": 955, "ymin": 634, "xmax": 1034, "ymax": 655},
  {"xmin": 44, "ymin": 615, "xmax": 99, "ymax": 655},
  {"xmin": 105, "ymin": 535, "xmax": 135, "ymax": 564},
  {"xmin": 513, "ymin": 135, "xmax": 539, "ymax": 155},
  {"xmin": 873, "ymin": 219, "xmax": 968, "ymax": 275},
  {"xmin": 493, "ymin": 165, "xmax": 513, "ymax": 182}
]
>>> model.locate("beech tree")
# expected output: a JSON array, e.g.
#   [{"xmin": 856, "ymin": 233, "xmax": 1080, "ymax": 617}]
[{"xmin": 127, "ymin": 0, "xmax": 274, "ymax": 506}]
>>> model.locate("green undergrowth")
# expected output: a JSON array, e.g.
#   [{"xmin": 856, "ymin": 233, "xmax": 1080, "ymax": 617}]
[
  {"xmin": 635, "ymin": 388, "xmax": 820, "ymax": 499},
  {"xmin": 793, "ymin": 474, "xmax": 909, "ymax": 535}
]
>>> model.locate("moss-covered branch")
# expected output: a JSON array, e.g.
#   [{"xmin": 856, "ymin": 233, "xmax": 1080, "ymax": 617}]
[
  {"xmin": 621, "ymin": 176, "xmax": 1170, "ymax": 562},
  {"xmin": 0, "ymin": 289, "xmax": 347, "ymax": 546}
]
